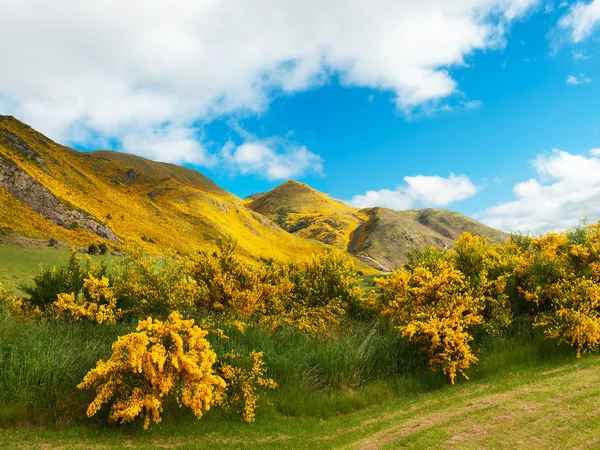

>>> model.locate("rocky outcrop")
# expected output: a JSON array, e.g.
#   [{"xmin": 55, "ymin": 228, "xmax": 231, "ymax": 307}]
[
  {"xmin": 0, "ymin": 154, "xmax": 118, "ymax": 242},
  {"xmin": 0, "ymin": 127, "xmax": 45, "ymax": 165}
]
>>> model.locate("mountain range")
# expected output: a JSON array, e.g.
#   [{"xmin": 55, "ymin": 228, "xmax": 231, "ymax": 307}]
[{"xmin": 0, "ymin": 115, "xmax": 507, "ymax": 271}]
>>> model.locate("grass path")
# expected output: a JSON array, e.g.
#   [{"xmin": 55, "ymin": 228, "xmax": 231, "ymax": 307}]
[{"xmin": 1, "ymin": 354, "xmax": 599, "ymax": 449}]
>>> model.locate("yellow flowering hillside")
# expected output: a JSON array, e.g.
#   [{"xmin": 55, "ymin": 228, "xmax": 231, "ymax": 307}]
[
  {"xmin": 247, "ymin": 180, "xmax": 369, "ymax": 249},
  {"xmin": 247, "ymin": 181, "xmax": 508, "ymax": 271},
  {"xmin": 0, "ymin": 115, "xmax": 333, "ymax": 266}
]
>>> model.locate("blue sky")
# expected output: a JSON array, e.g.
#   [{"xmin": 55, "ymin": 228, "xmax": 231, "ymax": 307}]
[{"xmin": 1, "ymin": 0, "xmax": 599, "ymax": 233}]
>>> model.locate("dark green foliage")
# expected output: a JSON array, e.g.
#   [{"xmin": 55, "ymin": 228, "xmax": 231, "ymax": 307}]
[
  {"xmin": 48, "ymin": 237, "xmax": 58, "ymax": 247},
  {"xmin": 19, "ymin": 250, "xmax": 106, "ymax": 310},
  {"xmin": 87, "ymin": 244, "xmax": 99, "ymax": 255},
  {"xmin": 98, "ymin": 243, "xmax": 108, "ymax": 255}
]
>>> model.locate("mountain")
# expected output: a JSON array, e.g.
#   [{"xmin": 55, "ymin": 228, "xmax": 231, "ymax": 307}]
[
  {"xmin": 0, "ymin": 115, "xmax": 507, "ymax": 272},
  {"xmin": 351, "ymin": 207, "xmax": 508, "ymax": 271},
  {"xmin": 0, "ymin": 115, "xmax": 333, "ymax": 265},
  {"xmin": 247, "ymin": 180, "xmax": 369, "ymax": 249},
  {"xmin": 247, "ymin": 182, "xmax": 508, "ymax": 271}
]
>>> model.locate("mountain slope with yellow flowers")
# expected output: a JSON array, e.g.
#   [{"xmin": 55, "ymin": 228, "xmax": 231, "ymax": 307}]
[
  {"xmin": 0, "ymin": 115, "xmax": 332, "ymax": 265},
  {"xmin": 247, "ymin": 182, "xmax": 508, "ymax": 271}
]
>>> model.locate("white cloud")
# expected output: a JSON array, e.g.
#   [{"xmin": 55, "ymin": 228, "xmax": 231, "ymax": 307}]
[
  {"xmin": 478, "ymin": 149, "xmax": 600, "ymax": 234},
  {"xmin": 222, "ymin": 138, "xmax": 323, "ymax": 181},
  {"xmin": 559, "ymin": 0, "xmax": 600, "ymax": 43},
  {"xmin": 0, "ymin": 0, "xmax": 538, "ymax": 165},
  {"xmin": 573, "ymin": 50, "xmax": 592, "ymax": 60},
  {"xmin": 462, "ymin": 99, "xmax": 484, "ymax": 109},
  {"xmin": 121, "ymin": 124, "xmax": 216, "ymax": 166},
  {"xmin": 567, "ymin": 74, "xmax": 593, "ymax": 84},
  {"xmin": 349, "ymin": 173, "xmax": 478, "ymax": 210}
]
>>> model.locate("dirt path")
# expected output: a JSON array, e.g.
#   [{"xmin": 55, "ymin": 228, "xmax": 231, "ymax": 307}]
[{"xmin": 348, "ymin": 216, "xmax": 366, "ymax": 254}]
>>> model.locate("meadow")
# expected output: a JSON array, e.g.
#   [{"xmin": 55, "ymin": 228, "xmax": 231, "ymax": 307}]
[{"xmin": 2, "ymin": 223, "xmax": 600, "ymax": 448}]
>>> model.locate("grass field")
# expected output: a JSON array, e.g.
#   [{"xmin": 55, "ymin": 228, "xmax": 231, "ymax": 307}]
[
  {"xmin": 0, "ymin": 241, "xmax": 117, "ymax": 293},
  {"xmin": 2, "ymin": 240, "xmax": 600, "ymax": 449},
  {"xmin": 0, "ymin": 350, "xmax": 598, "ymax": 449}
]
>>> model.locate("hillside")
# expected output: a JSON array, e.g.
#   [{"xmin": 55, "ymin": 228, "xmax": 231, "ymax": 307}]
[
  {"xmin": 353, "ymin": 207, "xmax": 508, "ymax": 271},
  {"xmin": 247, "ymin": 180, "xmax": 368, "ymax": 249},
  {"xmin": 248, "ymin": 182, "xmax": 508, "ymax": 271},
  {"xmin": 0, "ymin": 115, "xmax": 332, "ymax": 265}
]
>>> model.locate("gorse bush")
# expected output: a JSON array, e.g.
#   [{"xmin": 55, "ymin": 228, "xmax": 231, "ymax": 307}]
[
  {"xmin": 19, "ymin": 249, "xmax": 107, "ymax": 311},
  {"xmin": 189, "ymin": 238, "xmax": 368, "ymax": 334},
  {"xmin": 5, "ymin": 222, "xmax": 600, "ymax": 428},
  {"xmin": 379, "ymin": 252, "xmax": 482, "ymax": 384},
  {"xmin": 110, "ymin": 248, "xmax": 200, "ymax": 318},
  {"xmin": 78, "ymin": 312, "xmax": 226, "ymax": 429},
  {"xmin": 377, "ymin": 223, "xmax": 600, "ymax": 382}
]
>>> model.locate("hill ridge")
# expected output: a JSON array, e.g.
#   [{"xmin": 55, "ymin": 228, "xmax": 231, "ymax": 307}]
[
  {"xmin": 0, "ymin": 116, "xmax": 338, "ymax": 267},
  {"xmin": 248, "ymin": 182, "xmax": 508, "ymax": 270}
]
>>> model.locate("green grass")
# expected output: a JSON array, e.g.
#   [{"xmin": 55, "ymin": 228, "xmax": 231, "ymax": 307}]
[
  {"xmin": 0, "ymin": 322, "xmax": 597, "ymax": 448},
  {"xmin": 0, "ymin": 243, "xmax": 116, "ymax": 293}
]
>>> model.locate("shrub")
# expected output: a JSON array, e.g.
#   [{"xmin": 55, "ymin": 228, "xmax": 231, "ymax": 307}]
[
  {"xmin": 48, "ymin": 237, "xmax": 58, "ymax": 247},
  {"xmin": 88, "ymin": 244, "xmax": 99, "ymax": 255},
  {"xmin": 78, "ymin": 312, "xmax": 226, "ymax": 429},
  {"xmin": 98, "ymin": 243, "xmax": 108, "ymax": 255},
  {"xmin": 20, "ymin": 249, "xmax": 106, "ymax": 311},
  {"xmin": 112, "ymin": 248, "xmax": 200, "ymax": 318},
  {"xmin": 533, "ymin": 276, "xmax": 600, "ymax": 357},
  {"xmin": 190, "ymin": 242, "xmax": 366, "ymax": 334},
  {"xmin": 52, "ymin": 275, "xmax": 122, "ymax": 325},
  {"xmin": 218, "ymin": 350, "xmax": 277, "ymax": 422},
  {"xmin": 379, "ymin": 254, "xmax": 483, "ymax": 384}
]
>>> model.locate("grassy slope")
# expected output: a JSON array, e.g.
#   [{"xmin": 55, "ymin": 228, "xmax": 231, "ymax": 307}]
[
  {"xmin": 247, "ymin": 182, "xmax": 507, "ymax": 272},
  {"xmin": 247, "ymin": 180, "xmax": 368, "ymax": 250},
  {"xmin": 354, "ymin": 208, "xmax": 508, "ymax": 271},
  {"xmin": 0, "ymin": 344, "xmax": 597, "ymax": 449},
  {"xmin": 0, "ymin": 116, "xmax": 333, "ymax": 266},
  {"xmin": 0, "ymin": 240, "xmax": 117, "ymax": 292}
]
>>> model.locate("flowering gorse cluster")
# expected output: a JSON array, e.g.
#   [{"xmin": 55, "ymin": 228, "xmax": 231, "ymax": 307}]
[
  {"xmin": 190, "ymin": 239, "xmax": 367, "ymax": 334},
  {"xmin": 77, "ymin": 311, "xmax": 226, "ymax": 429},
  {"xmin": 377, "ymin": 223, "xmax": 600, "ymax": 382},
  {"xmin": 218, "ymin": 350, "xmax": 277, "ymax": 422},
  {"xmin": 53, "ymin": 275, "xmax": 121, "ymax": 324},
  {"xmin": 379, "ymin": 250, "xmax": 483, "ymax": 384},
  {"xmin": 111, "ymin": 248, "xmax": 201, "ymax": 318}
]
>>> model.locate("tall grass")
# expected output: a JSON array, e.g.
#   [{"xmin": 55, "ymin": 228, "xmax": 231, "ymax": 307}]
[{"xmin": 0, "ymin": 310, "xmax": 579, "ymax": 426}]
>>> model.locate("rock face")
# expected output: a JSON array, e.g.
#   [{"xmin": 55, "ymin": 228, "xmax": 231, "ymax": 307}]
[
  {"xmin": 0, "ymin": 127, "xmax": 45, "ymax": 165},
  {"xmin": 0, "ymin": 154, "xmax": 118, "ymax": 242}
]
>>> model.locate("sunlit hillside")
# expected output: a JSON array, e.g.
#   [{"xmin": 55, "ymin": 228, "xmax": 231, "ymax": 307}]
[
  {"xmin": 0, "ymin": 115, "xmax": 335, "ymax": 265},
  {"xmin": 353, "ymin": 207, "xmax": 509, "ymax": 271},
  {"xmin": 247, "ymin": 180, "xmax": 368, "ymax": 249},
  {"xmin": 248, "ymin": 181, "xmax": 508, "ymax": 271}
]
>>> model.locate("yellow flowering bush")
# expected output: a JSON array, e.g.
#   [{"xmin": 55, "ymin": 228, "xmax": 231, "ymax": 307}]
[
  {"xmin": 78, "ymin": 311, "xmax": 226, "ymax": 429},
  {"xmin": 112, "ymin": 248, "xmax": 201, "ymax": 318},
  {"xmin": 191, "ymin": 240, "xmax": 365, "ymax": 334},
  {"xmin": 218, "ymin": 350, "xmax": 277, "ymax": 422},
  {"xmin": 380, "ymin": 251, "xmax": 483, "ymax": 383},
  {"xmin": 0, "ymin": 282, "xmax": 44, "ymax": 321},
  {"xmin": 452, "ymin": 233, "xmax": 522, "ymax": 334},
  {"xmin": 534, "ymin": 276, "xmax": 600, "ymax": 357},
  {"xmin": 52, "ymin": 275, "xmax": 122, "ymax": 324}
]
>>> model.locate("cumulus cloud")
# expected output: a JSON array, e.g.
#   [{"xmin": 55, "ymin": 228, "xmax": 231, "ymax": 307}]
[
  {"xmin": 349, "ymin": 173, "xmax": 478, "ymax": 210},
  {"xmin": 0, "ymin": 0, "xmax": 538, "ymax": 165},
  {"xmin": 567, "ymin": 74, "xmax": 593, "ymax": 84},
  {"xmin": 221, "ymin": 138, "xmax": 323, "ymax": 181},
  {"xmin": 121, "ymin": 125, "xmax": 215, "ymax": 166},
  {"xmin": 559, "ymin": 0, "xmax": 600, "ymax": 43},
  {"xmin": 478, "ymin": 149, "xmax": 600, "ymax": 234}
]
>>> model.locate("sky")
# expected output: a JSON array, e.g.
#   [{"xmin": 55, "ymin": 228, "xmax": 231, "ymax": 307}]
[{"xmin": 0, "ymin": 0, "xmax": 599, "ymax": 234}]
